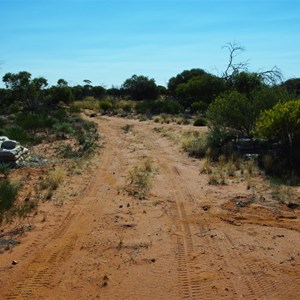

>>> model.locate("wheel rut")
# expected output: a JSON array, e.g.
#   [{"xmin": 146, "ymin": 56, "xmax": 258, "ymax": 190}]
[{"xmin": 2, "ymin": 117, "xmax": 300, "ymax": 300}]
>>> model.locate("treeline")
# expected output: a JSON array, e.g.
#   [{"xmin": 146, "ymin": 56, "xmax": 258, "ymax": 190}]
[
  {"xmin": 0, "ymin": 62, "xmax": 300, "ymax": 181},
  {"xmin": 0, "ymin": 69, "xmax": 299, "ymax": 113}
]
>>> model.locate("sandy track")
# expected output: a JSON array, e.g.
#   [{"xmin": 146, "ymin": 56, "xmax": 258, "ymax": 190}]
[{"xmin": 1, "ymin": 116, "xmax": 300, "ymax": 299}]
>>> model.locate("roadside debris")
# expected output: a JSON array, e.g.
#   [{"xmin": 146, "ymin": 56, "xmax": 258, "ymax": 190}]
[
  {"xmin": 0, "ymin": 136, "xmax": 48, "ymax": 168},
  {"xmin": 0, "ymin": 136, "xmax": 29, "ymax": 166}
]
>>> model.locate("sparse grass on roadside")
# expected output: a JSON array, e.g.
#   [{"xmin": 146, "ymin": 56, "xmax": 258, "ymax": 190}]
[
  {"xmin": 270, "ymin": 183, "xmax": 298, "ymax": 205},
  {"xmin": 122, "ymin": 124, "xmax": 134, "ymax": 133},
  {"xmin": 40, "ymin": 169, "xmax": 64, "ymax": 191},
  {"xmin": 13, "ymin": 200, "xmax": 38, "ymax": 226},
  {"xmin": 200, "ymin": 155, "xmax": 260, "ymax": 186},
  {"xmin": 208, "ymin": 170, "xmax": 226, "ymax": 185},
  {"xmin": 73, "ymin": 98, "xmax": 100, "ymax": 111},
  {"xmin": 126, "ymin": 158, "xmax": 156, "ymax": 199}
]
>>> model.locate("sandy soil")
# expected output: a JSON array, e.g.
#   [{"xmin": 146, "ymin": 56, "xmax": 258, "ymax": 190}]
[{"xmin": 1, "ymin": 115, "xmax": 300, "ymax": 300}]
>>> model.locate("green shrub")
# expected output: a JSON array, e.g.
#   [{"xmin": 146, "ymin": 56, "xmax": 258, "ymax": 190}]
[
  {"xmin": 0, "ymin": 180, "xmax": 19, "ymax": 218},
  {"xmin": 255, "ymin": 99, "xmax": 300, "ymax": 147},
  {"xmin": 136, "ymin": 100, "xmax": 183, "ymax": 115},
  {"xmin": 69, "ymin": 105, "xmax": 81, "ymax": 113},
  {"xmin": 15, "ymin": 112, "xmax": 54, "ymax": 131},
  {"xmin": 53, "ymin": 122, "xmax": 74, "ymax": 134},
  {"xmin": 123, "ymin": 104, "xmax": 132, "ymax": 113},
  {"xmin": 51, "ymin": 108, "xmax": 67, "ymax": 121},
  {"xmin": 191, "ymin": 101, "xmax": 206, "ymax": 113},
  {"xmin": 255, "ymin": 99, "xmax": 300, "ymax": 178},
  {"xmin": 205, "ymin": 127, "xmax": 236, "ymax": 160},
  {"xmin": 59, "ymin": 144, "xmax": 78, "ymax": 159},
  {"xmin": 0, "ymin": 119, "xmax": 5, "ymax": 128},
  {"xmin": 207, "ymin": 91, "xmax": 253, "ymax": 134},
  {"xmin": 0, "ymin": 163, "xmax": 11, "ymax": 178},
  {"xmin": 99, "ymin": 100, "xmax": 113, "ymax": 112},
  {"xmin": 193, "ymin": 116, "xmax": 206, "ymax": 126},
  {"xmin": 4, "ymin": 125, "xmax": 31, "ymax": 144},
  {"xmin": 186, "ymin": 138, "xmax": 208, "ymax": 158}
]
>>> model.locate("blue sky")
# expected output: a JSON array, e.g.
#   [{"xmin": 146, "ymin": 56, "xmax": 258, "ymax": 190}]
[{"xmin": 0, "ymin": 0, "xmax": 299, "ymax": 87}]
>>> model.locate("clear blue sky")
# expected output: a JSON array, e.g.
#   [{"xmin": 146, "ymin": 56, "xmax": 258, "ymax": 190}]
[{"xmin": 0, "ymin": 0, "xmax": 299, "ymax": 87}]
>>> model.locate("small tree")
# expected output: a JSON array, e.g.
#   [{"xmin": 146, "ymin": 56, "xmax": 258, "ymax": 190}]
[
  {"xmin": 175, "ymin": 74, "xmax": 225, "ymax": 108},
  {"xmin": 122, "ymin": 75, "xmax": 159, "ymax": 100},
  {"xmin": 2, "ymin": 71, "xmax": 48, "ymax": 111},
  {"xmin": 57, "ymin": 79, "xmax": 68, "ymax": 87},
  {"xmin": 167, "ymin": 68, "xmax": 206, "ymax": 96}
]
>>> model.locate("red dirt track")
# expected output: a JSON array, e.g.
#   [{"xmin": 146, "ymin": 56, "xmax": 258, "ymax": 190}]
[{"xmin": 1, "ymin": 116, "xmax": 300, "ymax": 299}]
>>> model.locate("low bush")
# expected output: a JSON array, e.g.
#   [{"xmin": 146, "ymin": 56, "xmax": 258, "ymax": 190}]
[
  {"xmin": 136, "ymin": 100, "xmax": 183, "ymax": 115},
  {"xmin": 193, "ymin": 116, "xmax": 206, "ymax": 127},
  {"xmin": 4, "ymin": 125, "xmax": 32, "ymax": 144},
  {"xmin": 69, "ymin": 105, "xmax": 81, "ymax": 113},
  {"xmin": 0, "ymin": 163, "xmax": 11, "ymax": 178},
  {"xmin": 15, "ymin": 112, "xmax": 54, "ymax": 131},
  {"xmin": 0, "ymin": 180, "xmax": 19, "ymax": 220},
  {"xmin": 205, "ymin": 126, "xmax": 236, "ymax": 160},
  {"xmin": 186, "ymin": 138, "xmax": 208, "ymax": 158},
  {"xmin": 53, "ymin": 122, "xmax": 74, "ymax": 134},
  {"xmin": 255, "ymin": 99, "xmax": 300, "ymax": 180},
  {"xmin": 73, "ymin": 99, "xmax": 100, "ymax": 111},
  {"xmin": 99, "ymin": 100, "xmax": 113, "ymax": 112}
]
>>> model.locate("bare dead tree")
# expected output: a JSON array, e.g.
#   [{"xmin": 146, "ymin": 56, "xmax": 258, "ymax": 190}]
[
  {"xmin": 222, "ymin": 42, "xmax": 249, "ymax": 80},
  {"xmin": 222, "ymin": 42, "xmax": 283, "ymax": 85},
  {"xmin": 258, "ymin": 66, "xmax": 283, "ymax": 85}
]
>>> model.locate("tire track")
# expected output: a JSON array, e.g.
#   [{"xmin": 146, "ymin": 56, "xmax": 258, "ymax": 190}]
[
  {"xmin": 140, "ymin": 129, "xmax": 216, "ymax": 299},
  {"xmin": 170, "ymin": 168, "xmax": 221, "ymax": 299},
  {"xmin": 2, "ymin": 118, "xmax": 121, "ymax": 299},
  {"xmin": 5, "ymin": 235, "xmax": 78, "ymax": 299},
  {"xmin": 144, "ymin": 126, "xmax": 284, "ymax": 299},
  {"xmin": 220, "ymin": 230, "xmax": 300, "ymax": 299}
]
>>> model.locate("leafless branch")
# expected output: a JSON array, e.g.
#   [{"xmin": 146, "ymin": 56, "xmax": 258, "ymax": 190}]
[
  {"xmin": 222, "ymin": 42, "xmax": 249, "ymax": 80},
  {"xmin": 222, "ymin": 42, "xmax": 283, "ymax": 86},
  {"xmin": 258, "ymin": 66, "xmax": 283, "ymax": 85}
]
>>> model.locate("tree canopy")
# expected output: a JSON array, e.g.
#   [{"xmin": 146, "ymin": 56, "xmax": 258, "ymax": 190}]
[
  {"xmin": 167, "ymin": 68, "xmax": 207, "ymax": 96},
  {"xmin": 122, "ymin": 75, "xmax": 159, "ymax": 100}
]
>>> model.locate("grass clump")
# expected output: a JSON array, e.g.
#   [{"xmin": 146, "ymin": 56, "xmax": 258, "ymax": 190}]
[
  {"xmin": 40, "ymin": 169, "xmax": 64, "ymax": 191},
  {"xmin": 181, "ymin": 131, "xmax": 208, "ymax": 158},
  {"xmin": 73, "ymin": 98, "xmax": 100, "ymax": 111},
  {"xmin": 13, "ymin": 200, "xmax": 38, "ymax": 225},
  {"xmin": 127, "ymin": 159, "xmax": 155, "ymax": 199},
  {"xmin": 99, "ymin": 100, "xmax": 113, "ymax": 113},
  {"xmin": 208, "ymin": 171, "xmax": 226, "ymax": 185},
  {"xmin": 122, "ymin": 124, "xmax": 134, "ymax": 133}
]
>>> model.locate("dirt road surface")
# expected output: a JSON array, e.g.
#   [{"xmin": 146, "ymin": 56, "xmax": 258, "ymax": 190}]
[{"xmin": 1, "ymin": 116, "xmax": 300, "ymax": 299}]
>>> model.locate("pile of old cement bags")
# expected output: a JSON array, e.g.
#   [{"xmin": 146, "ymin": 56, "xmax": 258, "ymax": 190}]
[{"xmin": 0, "ymin": 136, "xmax": 29, "ymax": 165}]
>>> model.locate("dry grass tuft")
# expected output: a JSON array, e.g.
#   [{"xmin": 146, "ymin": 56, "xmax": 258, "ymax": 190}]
[
  {"xmin": 40, "ymin": 169, "xmax": 65, "ymax": 191},
  {"xmin": 126, "ymin": 158, "xmax": 155, "ymax": 199}
]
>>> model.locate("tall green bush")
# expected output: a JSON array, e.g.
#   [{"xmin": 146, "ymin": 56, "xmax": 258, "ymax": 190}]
[
  {"xmin": 255, "ymin": 99, "xmax": 300, "ymax": 178},
  {"xmin": 255, "ymin": 99, "xmax": 300, "ymax": 147},
  {"xmin": 0, "ymin": 180, "xmax": 19, "ymax": 219}
]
